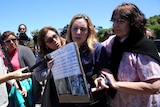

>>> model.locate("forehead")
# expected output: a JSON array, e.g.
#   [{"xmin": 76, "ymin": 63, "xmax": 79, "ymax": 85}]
[
  {"xmin": 45, "ymin": 30, "xmax": 57, "ymax": 38},
  {"xmin": 72, "ymin": 18, "xmax": 88, "ymax": 27},
  {"xmin": 5, "ymin": 34, "xmax": 16, "ymax": 39},
  {"xmin": 20, "ymin": 25, "xmax": 26, "ymax": 28}
]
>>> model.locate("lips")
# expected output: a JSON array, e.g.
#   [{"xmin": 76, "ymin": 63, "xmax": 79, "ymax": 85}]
[
  {"xmin": 55, "ymin": 43, "xmax": 60, "ymax": 48},
  {"xmin": 75, "ymin": 37, "xmax": 81, "ymax": 40}
]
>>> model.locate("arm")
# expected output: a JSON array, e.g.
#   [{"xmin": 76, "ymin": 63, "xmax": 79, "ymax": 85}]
[
  {"xmin": 95, "ymin": 53, "xmax": 160, "ymax": 95},
  {"xmin": 113, "ymin": 79, "xmax": 160, "ymax": 95},
  {"xmin": 96, "ymin": 70, "xmax": 160, "ymax": 95},
  {"xmin": 0, "ymin": 67, "xmax": 31, "ymax": 84}
]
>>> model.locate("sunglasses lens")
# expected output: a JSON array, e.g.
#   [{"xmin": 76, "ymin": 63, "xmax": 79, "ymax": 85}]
[
  {"xmin": 46, "ymin": 38, "xmax": 53, "ymax": 43},
  {"xmin": 4, "ymin": 39, "xmax": 17, "ymax": 43},
  {"xmin": 20, "ymin": 28, "xmax": 25, "ymax": 30}
]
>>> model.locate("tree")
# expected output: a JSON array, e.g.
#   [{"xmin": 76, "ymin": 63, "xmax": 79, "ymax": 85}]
[{"xmin": 146, "ymin": 15, "xmax": 160, "ymax": 38}]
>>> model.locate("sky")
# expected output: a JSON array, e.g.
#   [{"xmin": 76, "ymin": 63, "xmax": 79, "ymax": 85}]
[{"xmin": 0, "ymin": 0, "xmax": 160, "ymax": 38}]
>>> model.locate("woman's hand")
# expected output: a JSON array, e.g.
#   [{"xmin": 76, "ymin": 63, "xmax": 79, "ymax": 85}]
[
  {"xmin": 18, "ymin": 86, "xmax": 27, "ymax": 97},
  {"xmin": 92, "ymin": 76, "xmax": 109, "ymax": 92},
  {"xmin": 47, "ymin": 59, "xmax": 54, "ymax": 69},
  {"xmin": 101, "ymin": 69, "xmax": 117, "ymax": 89}
]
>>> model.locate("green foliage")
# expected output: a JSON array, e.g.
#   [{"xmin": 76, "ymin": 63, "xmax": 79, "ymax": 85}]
[
  {"xmin": 146, "ymin": 15, "xmax": 160, "ymax": 38},
  {"xmin": 23, "ymin": 39, "xmax": 35, "ymax": 52},
  {"xmin": 97, "ymin": 28, "xmax": 113, "ymax": 42},
  {"xmin": 97, "ymin": 29, "xmax": 107, "ymax": 41},
  {"xmin": 30, "ymin": 29, "xmax": 39, "ymax": 37}
]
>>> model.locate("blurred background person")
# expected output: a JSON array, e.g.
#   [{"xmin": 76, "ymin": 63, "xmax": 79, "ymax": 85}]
[
  {"xmin": 17, "ymin": 24, "xmax": 30, "ymax": 46},
  {"xmin": 145, "ymin": 28, "xmax": 154, "ymax": 40}
]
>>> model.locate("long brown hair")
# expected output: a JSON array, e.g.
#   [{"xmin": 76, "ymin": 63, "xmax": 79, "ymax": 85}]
[{"xmin": 38, "ymin": 26, "xmax": 66, "ymax": 56}]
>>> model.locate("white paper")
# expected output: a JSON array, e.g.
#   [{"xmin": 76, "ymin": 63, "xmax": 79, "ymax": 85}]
[{"xmin": 50, "ymin": 42, "xmax": 81, "ymax": 79}]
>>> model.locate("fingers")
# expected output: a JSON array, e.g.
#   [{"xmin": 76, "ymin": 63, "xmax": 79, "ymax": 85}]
[
  {"xmin": 91, "ymin": 87, "xmax": 104, "ymax": 92},
  {"xmin": 47, "ymin": 59, "xmax": 54, "ymax": 69},
  {"xmin": 18, "ymin": 87, "xmax": 27, "ymax": 97},
  {"xmin": 21, "ymin": 67, "xmax": 28, "ymax": 71},
  {"xmin": 16, "ymin": 72, "xmax": 32, "ymax": 81},
  {"xmin": 16, "ymin": 67, "xmax": 28, "ymax": 72},
  {"xmin": 21, "ymin": 73, "xmax": 32, "ymax": 80},
  {"xmin": 93, "ymin": 77, "xmax": 109, "ymax": 92}
]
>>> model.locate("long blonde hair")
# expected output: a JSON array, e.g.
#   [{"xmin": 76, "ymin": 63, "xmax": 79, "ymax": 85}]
[{"xmin": 66, "ymin": 14, "xmax": 97, "ymax": 52}]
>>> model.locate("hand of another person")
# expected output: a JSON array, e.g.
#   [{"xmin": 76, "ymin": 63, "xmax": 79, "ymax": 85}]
[
  {"xmin": 47, "ymin": 59, "xmax": 54, "ymax": 69},
  {"xmin": 12, "ymin": 67, "xmax": 32, "ymax": 81},
  {"xmin": 18, "ymin": 86, "xmax": 27, "ymax": 97}
]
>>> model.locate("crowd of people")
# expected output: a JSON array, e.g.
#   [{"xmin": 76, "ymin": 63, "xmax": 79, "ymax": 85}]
[{"xmin": 0, "ymin": 2, "xmax": 160, "ymax": 107}]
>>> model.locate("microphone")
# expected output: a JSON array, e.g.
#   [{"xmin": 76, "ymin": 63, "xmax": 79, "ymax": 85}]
[{"xmin": 29, "ymin": 54, "xmax": 52, "ymax": 72}]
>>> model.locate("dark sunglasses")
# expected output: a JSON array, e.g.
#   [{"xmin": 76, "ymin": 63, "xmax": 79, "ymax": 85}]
[
  {"xmin": 45, "ymin": 35, "xmax": 58, "ymax": 43},
  {"xmin": 20, "ymin": 28, "xmax": 26, "ymax": 30},
  {"xmin": 4, "ymin": 38, "xmax": 17, "ymax": 43}
]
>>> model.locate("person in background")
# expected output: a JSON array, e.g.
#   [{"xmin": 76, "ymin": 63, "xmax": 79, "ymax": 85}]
[
  {"xmin": 0, "ymin": 56, "xmax": 31, "ymax": 107},
  {"xmin": 94, "ymin": 3, "xmax": 160, "ymax": 107},
  {"xmin": 66, "ymin": 14, "xmax": 109, "ymax": 107},
  {"xmin": 0, "ymin": 31, "xmax": 36, "ymax": 107},
  {"xmin": 33, "ymin": 26, "xmax": 66, "ymax": 107},
  {"xmin": 145, "ymin": 28, "xmax": 154, "ymax": 40},
  {"xmin": 17, "ymin": 24, "xmax": 30, "ymax": 45},
  {"xmin": 100, "ymin": 30, "xmax": 114, "ymax": 42}
]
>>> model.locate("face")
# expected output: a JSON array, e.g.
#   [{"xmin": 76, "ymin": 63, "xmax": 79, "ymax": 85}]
[
  {"xmin": 44, "ymin": 30, "xmax": 61, "ymax": 50},
  {"xmin": 19, "ymin": 25, "xmax": 26, "ymax": 33},
  {"xmin": 71, "ymin": 18, "xmax": 88, "ymax": 47},
  {"xmin": 112, "ymin": 14, "xmax": 130, "ymax": 38},
  {"xmin": 4, "ymin": 34, "xmax": 18, "ymax": 53}
]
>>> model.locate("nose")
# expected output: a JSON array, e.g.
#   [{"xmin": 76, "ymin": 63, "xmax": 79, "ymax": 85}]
[
  {"xmin": 52, "ymin": 38, "xmax": 57, "ymax": 42},
  {"xmin": 76, "ymin": 29, "xmax": 81, "ymax": 34},
  {"xmin": 9, "ymin": 39, "xmax": 15, "ymax": 43}
]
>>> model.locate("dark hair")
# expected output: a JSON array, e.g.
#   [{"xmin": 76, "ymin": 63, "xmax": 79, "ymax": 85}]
[
  {"xmin": 111, "ymin": 3, "xmax": 146, "ymax": 36},
  {"xmin": 1, "ymin": 31, "xmax": 18, "ymax": 41},
  {"xmin": 18, "ymin": 24, "xmax": 27, "ymax": 32}
]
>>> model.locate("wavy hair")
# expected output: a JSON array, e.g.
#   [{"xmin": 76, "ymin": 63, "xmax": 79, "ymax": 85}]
[{"xmin": 111, "ymin": 3, "xmax": 146, "ymax": 36}]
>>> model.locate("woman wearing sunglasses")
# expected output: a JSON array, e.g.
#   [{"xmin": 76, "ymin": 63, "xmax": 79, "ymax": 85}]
[
  {"xmin": 33, "ymin": 26, "xmax": 66, "ymax": 107},
  {"xmin": 0, "ymin": 31, "xmax": 36, "ymax": 107}
]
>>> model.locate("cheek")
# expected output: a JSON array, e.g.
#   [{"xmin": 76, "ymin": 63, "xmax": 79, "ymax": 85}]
[
  {"xmin": 82, "ymin": 34, "xmax": 88, "ymax": 41},
  {"xmin": 123, "ymin": 25, "xmax": 130, "ymax": 34},
  {"xmin": 83, "ymin": 31, "xmax": 89, "ymax": 39},
  {"xmin": 47, "ymin": 44, "xmax": 57, "ymax": 50}
]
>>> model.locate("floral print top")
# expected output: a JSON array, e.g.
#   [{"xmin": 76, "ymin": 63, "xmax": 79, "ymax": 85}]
[{"xmin": 102, "ymin": 35, "xmax": 160, "ymax": 107}]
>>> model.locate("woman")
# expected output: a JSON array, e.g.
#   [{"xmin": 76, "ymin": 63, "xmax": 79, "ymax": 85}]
[
  {"xmin": 0, "ymin": 31, "xmax": 36, "ymax": 107},
  {"xmin": 17, "ymin": 24, "xmax": 29, "ymax": 45},
  {"xmin": 33, "ymin": 26, "xmax": 66, "ymax": 107},
  {"xmin": 95, "ymin": 3, "xmax": 160, "ymax": 107},
  {"xmin": 66, "ymin": 14, "xmax": 109, "ymax": 107}
]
